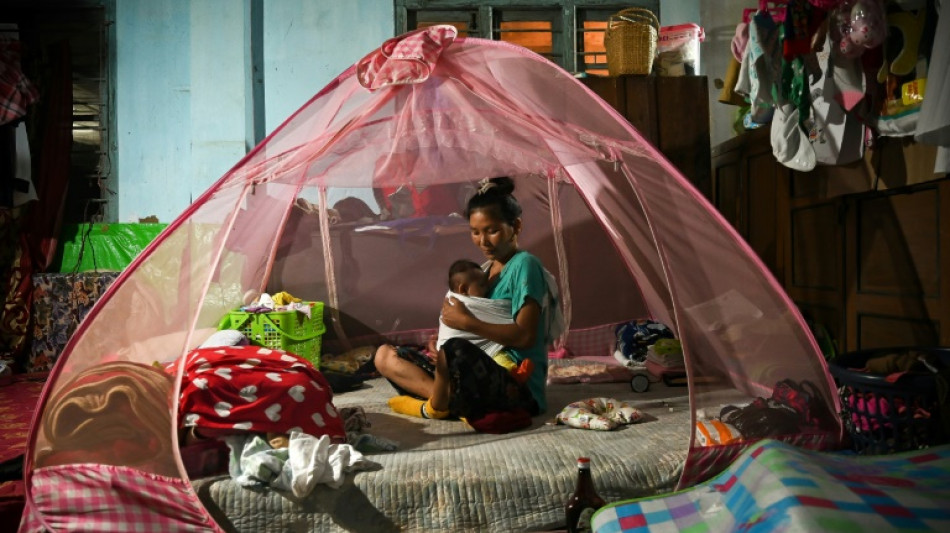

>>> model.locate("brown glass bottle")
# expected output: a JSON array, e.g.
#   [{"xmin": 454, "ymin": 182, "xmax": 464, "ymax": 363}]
[{"xmin": 565, "ymin": 457, "xmax": 606, "ymax": 533}]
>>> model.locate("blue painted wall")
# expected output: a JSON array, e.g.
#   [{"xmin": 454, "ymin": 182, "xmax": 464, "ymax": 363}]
[
  {"xmin": 112, "ymin": 0, "xmax": 692, "ymax": 222},
  {"xmin": 659, "ymin": 1, "xmax": 699, "ymax": 26},
  {"xmin": 263, "ymin": 0, "xmax": 392, "ymax": 135},
  {"xmin": 114, "ymin": 0, "xmax": 392, "ymax": 221},
  {"xmin": 114, "ymin": 1, "xmax": 194, "ymax": 222}
]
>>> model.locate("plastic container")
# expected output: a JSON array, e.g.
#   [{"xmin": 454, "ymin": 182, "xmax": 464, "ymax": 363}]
[
  {"xmin": 828, "ymin": 346, "xmax": 950, "ymax": 455},
  {"xmin": 656, "ymin": 23, "xmax": 705, "ymax": 76},
  {"xmin": 218, "ymin": 301, "xmax": 325, "ymax": 367}
]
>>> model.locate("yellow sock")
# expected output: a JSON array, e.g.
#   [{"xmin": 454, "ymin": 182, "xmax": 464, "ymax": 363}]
[
  {"xmin": 423, "ymin": 399, "xmax": 451, "ymax": 419},
  {"xmin": 388, "ymin": 395, "xmax": 426, "ymax": 418},
  {"xmin": 388, "ymin": 395, "xmax": 451, "ymax": 419}
]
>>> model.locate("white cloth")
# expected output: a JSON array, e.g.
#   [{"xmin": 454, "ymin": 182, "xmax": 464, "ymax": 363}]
[
  {"xmin": 225, "ymin": 432, "xmax": 377, "ymax": 497},
  {"xmin": 915, "ymin": 0, "xmax": 949, "ymax": 148},
  {"xmin": 771, "ymin": 103, "xmax": 816, "ymax": 171},
  {"xmin": 12, "ymin": 122, "xmax": 36, "ymax": 207},
  {"xmin": 198, "ymin": 329, "xmax": 248, "ymax": 348},
  {"xmin": 935, "ymin": 147, "xmax": 950, "ymax": 174},
  {"xmin": 806, "ymin": 33, "xmax": 866, "ymax": 165},
  {"xmin": 436, "ymin": 292, "xmax": 512, "ymax": 357},
  {"xmin": 436, "ymin": 264, "xmax": 566, "ymax": 354},
  {"xmin": 285, "ymin": 431, "xmax": 371, "ymax": 494},
  {"xmin": 540, "ymin": 267, "xmax": 566, "ymax": 347}
]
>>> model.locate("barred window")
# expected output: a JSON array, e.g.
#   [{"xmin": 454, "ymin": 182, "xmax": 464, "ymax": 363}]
[{"xmin": 395, "ymin": 1, "xmax": 660, "ymax": 75}]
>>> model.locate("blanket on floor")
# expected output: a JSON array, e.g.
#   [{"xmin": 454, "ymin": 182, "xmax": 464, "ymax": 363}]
[
  {"xmin": 192, "ymin": 369, "xmax": 691, "ymax": 532},
  {"xmin": 593, "ymin": 439, "xmax": 950, "ymax": 532}
]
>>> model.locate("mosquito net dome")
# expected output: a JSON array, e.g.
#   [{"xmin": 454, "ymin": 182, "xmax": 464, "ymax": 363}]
[{"xmin": 22, "ymin": 26, "xmax": 843, "ymax": 530}]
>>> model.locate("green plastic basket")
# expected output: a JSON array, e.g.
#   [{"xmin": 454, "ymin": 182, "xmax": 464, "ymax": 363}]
[{"xmin": 218, "ymin": 301, "xmax": 325, "ymax": 367}]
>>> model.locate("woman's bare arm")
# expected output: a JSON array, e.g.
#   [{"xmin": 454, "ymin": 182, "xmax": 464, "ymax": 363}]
[{"xmin": 440, "ymin": 295, "xmax": 540, "ymax": 349}]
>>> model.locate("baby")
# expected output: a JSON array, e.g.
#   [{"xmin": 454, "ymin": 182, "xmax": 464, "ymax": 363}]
[{"xmin": 437, "ymin": 259, "xmax": 533, "ymax": 384}]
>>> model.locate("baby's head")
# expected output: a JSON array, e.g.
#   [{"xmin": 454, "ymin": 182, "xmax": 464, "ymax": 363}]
[{"xmin": 448, "ymin": 259, "xmax": 487, "ymax": 297}]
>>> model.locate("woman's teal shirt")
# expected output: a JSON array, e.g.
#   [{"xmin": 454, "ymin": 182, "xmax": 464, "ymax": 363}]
[{"xmin": 486, "ymin": 250, "xmax": 551, "ymax": 413}]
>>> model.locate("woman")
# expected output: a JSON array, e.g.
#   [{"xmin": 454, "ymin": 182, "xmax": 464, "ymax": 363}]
[{"xmin": 374, "ymin": 176, "xmax": 557, "ymax": 428}]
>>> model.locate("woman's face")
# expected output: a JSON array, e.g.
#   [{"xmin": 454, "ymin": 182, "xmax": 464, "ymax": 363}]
[{"xmin": 469, "ymin": 207, "xmax": 520, "ymax": 263}]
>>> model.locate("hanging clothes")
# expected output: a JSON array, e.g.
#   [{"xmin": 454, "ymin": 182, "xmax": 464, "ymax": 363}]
[
  {"xmin": 0, "ymin": 37, "xmax": 39, "ymax": 126},
  {"xmin": 915, "ymin": 0, "xmax": 949, "ymax": 173},
  {"xmin": 22, "ymin": 41, "xmax": 73, "ymax": 271},
  {"xmin": 735, "ymin": 10, "xmax": 784, "ymax": 125}
]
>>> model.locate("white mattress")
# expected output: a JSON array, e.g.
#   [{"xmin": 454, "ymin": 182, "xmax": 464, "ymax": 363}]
[{"xmin": 191, "ymin": 363, "xmax": 691, "ymax": 532}]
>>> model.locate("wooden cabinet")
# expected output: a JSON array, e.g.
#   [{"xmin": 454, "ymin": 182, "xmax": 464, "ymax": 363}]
[
  {"xmin": 842, "ymin": 183, "xmax": 950, "ymax": 350},
  {"xmin": 710, "ymin": 127, "xmax": 787, "ymax": 280},
  {"xmin": 712, "ymin": 129, "xmax": 950, "ymax": 354},
  {"xmin": 580, "ymin": 75, "xmax": 711, "ymax": 199},
  {"xmin": 786, "ymin": 186, "xmax": 847, "ymax": 356}
]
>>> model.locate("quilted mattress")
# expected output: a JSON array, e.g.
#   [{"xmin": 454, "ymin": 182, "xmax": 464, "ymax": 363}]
[{"xmin": 191, "ymin": 366, "xmax": 690, "ymax": 532}]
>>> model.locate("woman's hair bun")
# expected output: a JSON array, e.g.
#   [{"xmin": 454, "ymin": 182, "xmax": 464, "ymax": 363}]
[
  {"xmin": 489, "ymin": 176, "xmax": 515, "ymax": 195},
  {"xmin": 466, "ymin": 175, "xmax": 522, "ymax": 224}
]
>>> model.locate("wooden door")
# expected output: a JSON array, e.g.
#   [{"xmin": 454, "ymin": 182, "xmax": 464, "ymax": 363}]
[
  {"xmin": 742, "ymin": 134, "xmax": 784, "ymax": 279},
  {"xmin": 786, "ymin": 195, "xmax": 846, "ymax": 355},
  {"xmin": 711, "ymin": 134, "xmax": 743, "ymax": 229},
  {"xmin": 845, "ymin": 182, "xmax": 950, "ymax": 350}
]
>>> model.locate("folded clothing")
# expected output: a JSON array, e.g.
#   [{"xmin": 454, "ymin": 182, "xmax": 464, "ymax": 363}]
[
  {"xmin": 548, "ymin": 363, "xmax": 633, "ymax": 384},
  {"xmin": 645, "ymin": 339, "xmax": 684, "ymax": 368}
]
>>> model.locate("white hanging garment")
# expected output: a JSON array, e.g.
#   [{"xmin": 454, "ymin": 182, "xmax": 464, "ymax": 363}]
[
  {"xmin": 805, "ymin": 33, "xmax": 867, "ymax": 165},
  {"xmin": 915, "ymin": 0, "xmax": 949, "ymax": 147}
]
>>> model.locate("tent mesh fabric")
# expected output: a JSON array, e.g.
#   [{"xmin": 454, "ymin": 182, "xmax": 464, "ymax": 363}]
[{"xmin": 23, "ymin": 27, "xmax": 843, "ymax": 530}]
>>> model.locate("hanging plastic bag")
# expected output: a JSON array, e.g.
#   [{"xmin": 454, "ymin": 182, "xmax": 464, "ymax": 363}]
[{"xmin": 830, "ymin": 0, "xmax": 886, "ymax": 59}]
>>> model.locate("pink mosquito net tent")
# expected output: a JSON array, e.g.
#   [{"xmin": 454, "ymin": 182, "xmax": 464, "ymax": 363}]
[{"xmin": 21, "ymin": 26, "xmax": 844, "ymax": 531}]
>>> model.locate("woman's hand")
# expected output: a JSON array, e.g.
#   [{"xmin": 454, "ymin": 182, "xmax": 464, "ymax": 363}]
[{"xmin": 440, "ymin": 295, "xmax": 474, "ymax": 331}]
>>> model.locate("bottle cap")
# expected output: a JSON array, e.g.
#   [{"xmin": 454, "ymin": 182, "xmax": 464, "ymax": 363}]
[{"xmin": 577, "ymin": 457, "xmax": 591, "ymax": 465}]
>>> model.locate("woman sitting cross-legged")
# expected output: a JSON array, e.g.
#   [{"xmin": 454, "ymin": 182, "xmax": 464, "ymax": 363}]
[{"xmin": 373, "ymin": 176, "xmax": 562, "ymax": 433}]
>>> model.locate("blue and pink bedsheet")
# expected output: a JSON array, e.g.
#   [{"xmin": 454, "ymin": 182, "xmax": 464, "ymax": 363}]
[{"xmin": 593, "ymin": 439, "xmax": 950, "ymax": 532}]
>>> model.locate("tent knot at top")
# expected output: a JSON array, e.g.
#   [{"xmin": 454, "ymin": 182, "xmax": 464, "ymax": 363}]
[{"xmin": 356, "ymin": 25, "xmax": 458, "ymax": 91}]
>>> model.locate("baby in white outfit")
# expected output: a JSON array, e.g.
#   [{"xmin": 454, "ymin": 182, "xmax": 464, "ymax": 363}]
[{"xmin": 436, "ymin": 259, "xmax": 533, "ymax": 383}]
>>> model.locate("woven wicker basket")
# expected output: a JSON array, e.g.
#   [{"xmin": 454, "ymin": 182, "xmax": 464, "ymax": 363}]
[{"xmin": 604, "ymin": 7, "xmax": 659, "ymax": 76}]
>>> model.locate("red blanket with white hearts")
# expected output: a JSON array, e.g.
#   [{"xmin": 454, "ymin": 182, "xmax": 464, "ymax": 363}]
[{"xmin": 177, "ymin": 345, "xmax": 345, "ymax": 440}]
